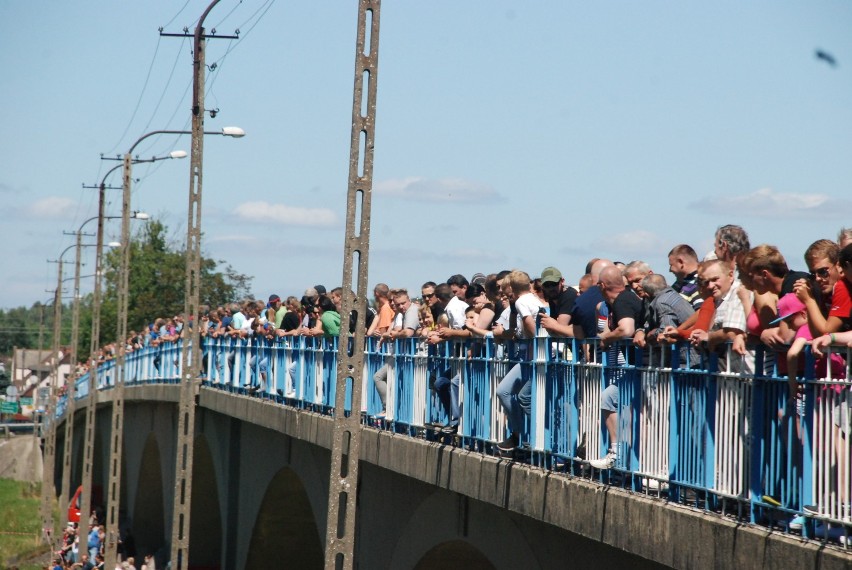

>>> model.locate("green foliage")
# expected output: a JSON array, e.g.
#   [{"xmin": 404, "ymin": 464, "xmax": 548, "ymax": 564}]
[
  {"xmin": 0, "ymin": 302, "xmax": 70, "ymax": 358},
  {"xmin": 0, "ymin": 221, "xmax": 252, "ymax": 358},
  {"xmin": 99, "ymin": 220, "xmax": 253, "ymax": 337},
  {"xmin": 0, "ymin": 479, "xmax": 50, "ymax": 568}
]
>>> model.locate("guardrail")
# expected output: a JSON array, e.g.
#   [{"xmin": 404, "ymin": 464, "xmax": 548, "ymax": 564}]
[
  {"xmin": 1, "ymin": 422, "xmax": 36, "ymax": 437},
  {"xmin": 56, "ymin": 334, "xmax": 852, "ymax": 547}
]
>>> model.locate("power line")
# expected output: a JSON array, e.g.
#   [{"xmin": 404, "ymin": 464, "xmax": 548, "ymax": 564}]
[
  {"xmin": 161, "ymin": 0, "xmax": 193, "ymax": 30},
  {"xmin": 206, "ymin": 0, "xmax": 277, "ymax": 102},
  {"xmin": 138, "ymin": 38, "xmax": 190, "ymax": 143},
  {"xmin": 211, "ymin": 0, "xmax": 245, "ymax": 31},
  {"xmin": 102, "ymin": 36, "xmax": 164, "ymax": 156}
]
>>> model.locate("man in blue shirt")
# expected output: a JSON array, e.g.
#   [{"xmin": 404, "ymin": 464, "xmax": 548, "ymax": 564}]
[{"xmin": 88, "ymin": 524, "xmax": 101, "ymax": 561}]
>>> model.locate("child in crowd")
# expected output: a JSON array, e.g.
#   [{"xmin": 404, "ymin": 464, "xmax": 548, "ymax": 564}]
[{"xmin": 775, "ymin": 293, "xmax": 846, "ymax": 406}]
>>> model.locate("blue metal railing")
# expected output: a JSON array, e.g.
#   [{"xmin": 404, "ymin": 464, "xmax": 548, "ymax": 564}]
[{"xmin": 55, "ymin": 334, "xmax": 852, "ymax": 545}]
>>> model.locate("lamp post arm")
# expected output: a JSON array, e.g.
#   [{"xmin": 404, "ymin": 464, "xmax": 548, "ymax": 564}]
[
  {"xmin": 57, "ymin": 244, "xmax": 77, "ymax": 261},
  {"xmin": 126, "ymin": 129, "xmax": 233, "ymax": 157}
]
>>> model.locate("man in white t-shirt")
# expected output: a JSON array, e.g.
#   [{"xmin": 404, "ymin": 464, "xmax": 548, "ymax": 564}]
[
  {"xmin": 496, "ymin": 270, "xmax": 547, "ymax": 452},
  {"xmin": 432, "ymin": 274, "xmax": 471, "ymax": 433}
]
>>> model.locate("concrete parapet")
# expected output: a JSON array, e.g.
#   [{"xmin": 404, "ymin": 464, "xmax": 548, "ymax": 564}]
[
  {"xmin": 72, "ymin": 386, "xmax": 851, "ymax": 570},
  {"xmin": 356, "ymin": 424, "xmax": 852, "ymax": 570}
]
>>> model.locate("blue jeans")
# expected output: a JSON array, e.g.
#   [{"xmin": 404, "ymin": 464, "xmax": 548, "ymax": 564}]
[
  {"xmin": 433, "ymin": 370, "xmax": 460, "ymax": 426},
  {"xmin": 496, "ymin": 363, "xmax": 531, "ymax": 435}
]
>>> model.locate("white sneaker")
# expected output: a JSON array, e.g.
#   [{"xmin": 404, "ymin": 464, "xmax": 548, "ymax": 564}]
[
  {"xmin": 589, "ymin": 451, "xmax": 616, "ymax": 469},
  {"xmin": 789, "ymin": 515, "xmax": 806, "ymax": 531},
  {"xmin": 645, "ymin": 478, "xmax": 669, "ymax": 491}
]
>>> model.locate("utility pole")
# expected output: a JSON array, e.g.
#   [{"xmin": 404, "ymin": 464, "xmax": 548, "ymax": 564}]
[
  {"xmin": 40, "ymin": 264, "xmax": 64, "ymax": 545},
  {"xmin": 161, "ymin": 3, "xmax": 238, "ymax": 567},
  {"xmin": 58, "ymin": 228, "xmax": 94, "ymax": 528},
  {"xmin": 324, "ymin": 1, "xmax": 381, "ymax": 568},
  {"xmin": 102, "ymin": 154, "xmax": 133, "ymax": 568},
  {"xmin": 79, "ymin": 178, "xmax": 119, "ymax": 526}
]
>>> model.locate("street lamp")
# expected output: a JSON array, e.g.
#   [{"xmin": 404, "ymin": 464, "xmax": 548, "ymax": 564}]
[
  {"xmin": 38, "ymin": 242, "xmax": 75, "ymax": 543},
  {"xmin": 57, "ymin": 213, "xmax": 147, "ymax": 519},
  {"xmin": 102, "ymin": 126, "xmax": 242, "ymax": 566},
  {"xmin": 75, "ymin": 164, "xmax": 170, "ymax": 529},
  {"xmin": 168, "ymin": 8, "xmax": 250, "ymax": 565}
]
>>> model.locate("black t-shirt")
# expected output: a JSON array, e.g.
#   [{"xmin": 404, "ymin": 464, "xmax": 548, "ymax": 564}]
[
  {"xmin": 364, "ymin": 306, "xmax": 377, "ymax": 331},
  {"xmin": 281, "ymin": 312, "xmax": 301, "ymax": 332},
  {"xmin": 549, "ymin": 287, "xmax": 578, "ymax": 319},
  {"xmin": 430, "ymin": 302, "xmax": 445, "ymax": 324},
  {"xmin": 607, "ymin": 289, "xmax": 644, "ymax": 330},
  {"xmin": 491, "ymin": 299, "xmax": 507, "ymax": 327},
  {"xmin": 349, "ymin": 309, "xmax": 359, "ymax": 334}
]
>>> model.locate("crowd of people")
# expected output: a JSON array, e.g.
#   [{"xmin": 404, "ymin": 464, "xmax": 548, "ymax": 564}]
[
  {"xmin": 58, "ymin": 223, "xmax": 852, "ymax": 551},
  {"xmin": 48, "ymin": 516, "xmax": 153, "ymax": 570},
  {"xmin": 76, "ymin": 224, "xmax": 851, "ymax": 460}
]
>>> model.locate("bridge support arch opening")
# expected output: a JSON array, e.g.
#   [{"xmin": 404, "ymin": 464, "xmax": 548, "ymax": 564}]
[
  {"xmin": 132, "ymin": 433, "xmax": 165, "ymax": 559},
  {"xmin": 244, "ymin": 466, "xmax": 323, "ymax": 570},
  {"xmin": 413, "ymin": 540, "xmax": 496, "ymax": 570},
  {"xmin": 187, "ymin": 434, "xmax": 223, "ymax": 568}
]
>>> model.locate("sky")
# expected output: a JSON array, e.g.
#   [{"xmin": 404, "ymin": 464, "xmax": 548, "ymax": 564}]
[{"xmin": 1, "ymin": 1, "xmax": 851, "ymax": 310}]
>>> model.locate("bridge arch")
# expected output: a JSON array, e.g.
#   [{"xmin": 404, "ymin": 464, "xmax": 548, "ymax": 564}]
[
  {"xmin": 414, "ymin": 540, "xmax": 496, "ymax": 570},
  {"xmin": 188, "ymin": 433, "xmax": 223, "ymax": 567},
  {"xmin": 132, "ymin": 432, "xmax": 166, "ymax": 558},
  {"xmin": 389, "ymin": 489, "xmax": 540, "ymax": 570},
  {"xmin": 244, "ymin": 466, "xmax": 323, "ymax": 570}
]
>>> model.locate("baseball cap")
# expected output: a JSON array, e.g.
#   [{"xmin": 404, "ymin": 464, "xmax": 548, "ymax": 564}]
[
  {"xmin": 541, "ymin": 266, "xmax": 562, "ymax": 284},
  {"xmin": 770, "ymin": 293, "xmax": 806, "ymax": 325}
]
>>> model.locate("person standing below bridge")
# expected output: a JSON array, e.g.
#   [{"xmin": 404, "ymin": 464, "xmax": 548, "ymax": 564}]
[{"xmin": 87, "ymin": 524, "xmax": 100, "ymax": 562}]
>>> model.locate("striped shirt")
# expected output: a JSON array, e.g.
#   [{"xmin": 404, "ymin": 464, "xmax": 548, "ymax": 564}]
[{"xmin": 673, "ymin": 271, "xmax": 703, "ymax": 310}]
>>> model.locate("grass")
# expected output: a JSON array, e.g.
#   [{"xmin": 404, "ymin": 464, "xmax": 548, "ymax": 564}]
[{"xmin": 0, "ymin": 479, "xmax": 54, "ymax": 570}]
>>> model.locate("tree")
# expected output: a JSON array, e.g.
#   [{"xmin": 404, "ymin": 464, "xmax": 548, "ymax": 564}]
[
  {"xmin": 99, "ymin": 221, "xmax": 253, "ymax": 342},
  {"xmin": 0, "ymin": 302, "xmax": 67, "ymax": 358}
]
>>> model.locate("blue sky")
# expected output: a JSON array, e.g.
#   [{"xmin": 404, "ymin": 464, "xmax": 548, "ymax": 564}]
[{"xmin": 1, "ymin": 1, "xmax": 851, "ymax": 309}]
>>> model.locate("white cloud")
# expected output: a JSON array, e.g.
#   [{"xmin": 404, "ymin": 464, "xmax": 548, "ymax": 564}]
[
  {"xmin": 374, "ymin": 177, "xmax": 504, "ymax": 203},
  {"xmin": 591, "ymin": 230, "xmax": 668, "ymax": 256},
  {"xmin": 26, "ymin": 197, "xmax": 77, "ymax": 219},
  {"xmin": 233, "ymin": 201, "xmax": 338, "ymax": 227},
  {"xmin": 690, "ymin": 187, "xmax": 852, "ymax": 219}
]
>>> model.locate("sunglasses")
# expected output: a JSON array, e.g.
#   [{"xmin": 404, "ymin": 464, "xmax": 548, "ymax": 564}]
[
  {"xmin": 809, "ymin": 267, "xmax": 831, "ymax": 279},
  {"xmin": 423, "ymin": 293, "xmax": 435, "ymax": 299}
]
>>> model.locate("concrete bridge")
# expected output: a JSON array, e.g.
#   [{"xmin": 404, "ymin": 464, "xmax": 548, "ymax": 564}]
[{"xmin": 50, "ymin": 372, "xmax": 852, "ymax": 570}]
